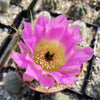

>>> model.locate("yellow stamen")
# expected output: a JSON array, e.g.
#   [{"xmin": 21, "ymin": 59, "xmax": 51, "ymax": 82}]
[{"xmin": 33, "ymin": 40, "xmax": 67, "ymax": 72}]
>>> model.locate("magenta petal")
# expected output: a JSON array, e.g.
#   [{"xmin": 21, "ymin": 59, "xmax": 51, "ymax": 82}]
[
  {"xmin": 45, "ymin": 15, "xmax": 71, "ymax": 41},
  {"xmin": 67, "ymin": 47, "xmax": 94, "ymax": 66},
  {"xmin": 52, "ymin": 15, "xmax": 67, "ymax": 23},
  {"xmin": 46, "ymin": 25, "xmax": 65, "ymax": 40},
  {"xmin": 67, "ymin": 26, "xmax": 83, "ymax": 43},
  {"xmin": 22, "ymin": 22, "xmax": 33, "ymax": 40},
  {"xmin": 23, "ymin": 72, "xmax": 34, "ymax": 81},
  {"xmin": 25, "ymin": 64, "xmax": 42, "ymax": 81},
  {"xmin": 35, "ymin": 16, "xmax": 49, "ymax": 26},
  {"xmin": 61, "ymin": 26, "xmax": 83, "ymax": 49},
  {"xmin": 24, "ymin": 38, "xmax": 35, "ymax": 56},
  {"xmin": 59, "ymin": 65, "xmax": 81, "ymax": 75},
  {"xmin": 18, "ymin": 41, "xmax": 29, "ymax": 55},
  {"xmin": 39, "ymin": 76, "xmax": 55, "ymax": 87},
  {"xmin": 12, "ymin": 52, "xmax": 28, "ymax": 68},
  {"xmin": 23, "ymin": 66, "xmax": 35, "ymax": 81},
  {"xmin": 33, "ymin": 16, "xmax": 49, "ymax": 42},
  {"xmin": 34, "ymin": 64, "xmax": 42, "ymax": 70},
  {"xmin": 34, "ymin": 24, "xmax": 44, "ymax": 44},
  {"xmin": 22, "ymin": 22, "xmax": 35, "ymax": 55},
  {"xmin": 49, "ymin": 72, "xmax": 63, "ymax": 83},
  {"xmin": 60, "ymin": 72, "xmax": 77, "ymax": 85},
  {"xmin": 25, "ymin": 53, "xmax": 42, "ymax": 70},
  {"xmin": 25, "ymin": 53, "xmax": 33, "ymax": 62}
]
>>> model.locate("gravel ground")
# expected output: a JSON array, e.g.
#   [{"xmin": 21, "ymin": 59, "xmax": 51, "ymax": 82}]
[
  {"xmin": 11, "ymin": 0, "xmax": 33, "ymax": 10},
  {"xmin": 20, "ymin": 0, "xmax": 33, "ymax": 10},
  {"xmin": 0, "ymin": 11, "xmax": 97, "ymax": 100},
  {"xmin": 86, "ymin": 28, "xmax": 100, "ymax": 99},
  {"xmin": 0, "ymin": 4, "xmax": 22, "ymax": 25},
  {"xmin": 39, "ymin": 92, "xmax": 80, "ymax": 100},
  {"xmin": 0, "ymin": 28, "xmax": 9, "ymax": 47},
  {"xmin": 33, "ymin": 0, "xmax": 100, "ymax": 26},
  {"xmin": 0, "ymin": 2, "xmax": 99, "ymax": 99}
]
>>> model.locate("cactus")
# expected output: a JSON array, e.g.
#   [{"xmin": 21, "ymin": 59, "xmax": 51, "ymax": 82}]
[
  {"xmin": 0, "ymin": 0, "xmax": 10, "ymax": 13},
  {"xmin": 42, "ymin": 0, "xmax": 59, "ymax": 11},
  {"xmin": 3, "ymin": 71, "xmax": 22, "ymax": 94},
  {"xmin": 69, "ymin": 1, "xmax": 88, "ymax": 19}
]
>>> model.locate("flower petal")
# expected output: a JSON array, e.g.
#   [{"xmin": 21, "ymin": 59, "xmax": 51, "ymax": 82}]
[
  {"xmin": 49, "ymin": 72, "xmax": 63, "ymax": 83},
  {"xmin": 33, "ymin": 16, "xmax": 49, "ymax": 43},
  {"xmin": 51, "ymin": 15, "xmax": 69, "ymax": 24},
  {"xmin": 60, "ymin": 72, "xmax": 77, "ymax": 85},
  {"xmin": 45, "ymin": 15, "xmax": 71, "ymax": 41},
  {"xmin": 59, "ymin": 26, "xmax": 83, "ymax": 58},
  {"xmin": 59, "ymin": 65, "xmax": 81, "ymax": 75},
  {"xmin": 34, "ymin": 24, "xmax": 44, "ymax": 44},
  {"xmin": 36, "ymin": 16, "xmax": 49, "ymax": 27},
  {"xmin": 46, "ymin": 25, "xmax": 65, "ymax": 40},
  {"xmin": 24, "ymin": 64, "xmax": 42, "ymax": 81},
  {"xmin": 23, "ymin": 72, "xmax": 34, "ymax": 81},
  {"xmin": 67, "ymin": 26, "xmax": 83, "ymax": 43},
  {"xmin": 22, "ymin": 22, "xmax": 35, "ymax": 55},
  {"xmin": 66, "ymin": 47, "xmax": 94, "ymax": 66},
  {"xmin": 18, "ymin": 41, "xmax": 29, "ymax": 55},
  {"xmin": 23, "ymin": 38, "xmax": 35, "ymax": 56},
  {"xmin": 25, "ymin": 53, "xmax": 42, "ymax": 70},
  {"xmin": 12, "ymin": 52, "xmax": 28, "ymax": 68},
  {"xmin": 22, "ymin": 22, "xmax": 33, "ymax": 40},
  {"xmin": 39, "ymin": 76, "xmax": 55, "ymax": 87}
]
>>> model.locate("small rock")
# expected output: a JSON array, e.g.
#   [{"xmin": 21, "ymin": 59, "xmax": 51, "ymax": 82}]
[{"xmin": 55, "ymin": 92, "xmax": 69, "ymax": 100}]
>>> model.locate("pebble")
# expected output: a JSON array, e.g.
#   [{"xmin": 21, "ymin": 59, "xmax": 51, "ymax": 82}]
[
  {"xmin": 54, "ymin": 92, "xmax": 69, "ymax": 100},
  {"xmin": 39, "ymin": 92, "xmax": 80, "ymax": 100},
  {"xmin": 20, "ymin": 0, "xmax": 33, "ymax": 10},
  {"xmin": 35, "ymin": 11, "xmax": 51, "ymax": 21},
  {"xmin": 0, "ymin": 4, "xmax": 22, "ymax": 25},
  {"xmin": 72, "ymin": 20, "xmax": 87, "ymax": 35}
]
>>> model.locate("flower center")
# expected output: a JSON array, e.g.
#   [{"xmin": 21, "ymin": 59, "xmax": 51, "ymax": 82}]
[
  {"xmin": 33, "ymin": 40, "xmax": 66, "ymax": 71},
  {"xmin": 45, "ymin": 51, "xmax": 54, "ymax": 61}
]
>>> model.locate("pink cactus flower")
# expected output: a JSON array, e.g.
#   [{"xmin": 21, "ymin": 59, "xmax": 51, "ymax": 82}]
[{"xmin": 12, "ymin": 15, "xmax": 94, "ymax": 87}]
